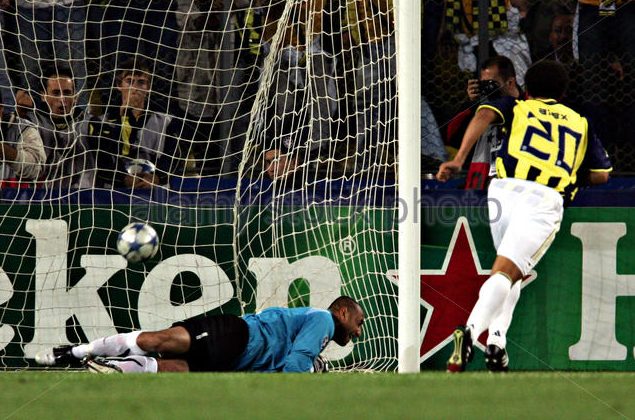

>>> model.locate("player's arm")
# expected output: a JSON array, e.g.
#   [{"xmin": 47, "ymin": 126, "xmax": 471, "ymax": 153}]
[
  {"xmin": 282, "ymin": 311, "xmax": 334, "ymax": 373},
  {"xmin": 588, "ymin": 171, "xmax": 609, "ymax": 185},
  {"xmin": 436, "ymin": 108, "xmax": 498, "ymax": 181},
  {"xmin": 580, "ymin": 120, "xmax": 612, "ymax": 186},
  {"xmin": 5, "ymin": 125, "xmax": 46, "ymax": 180}
]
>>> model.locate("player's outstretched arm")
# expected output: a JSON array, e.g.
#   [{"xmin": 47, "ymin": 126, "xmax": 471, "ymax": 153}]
[
  {"xmin": 283, "ymin": 311, "xmax": 334, "ymax": 372},
  {"xmin": 436, "ymin": 108, "xmax": 498, "ymax": 181}
]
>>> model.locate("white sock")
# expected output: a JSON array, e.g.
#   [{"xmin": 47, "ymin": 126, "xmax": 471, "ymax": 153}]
[
  {"xmin": 466, "ymin": 273, "xmax": 512, "ymax": 339},
  {"xmin": 107, "ymin": 356, "xmax": 158, "ymax": 374},
  {"xmin": 487, "ymin": 280, "xmax": 522, "ymax": 349},
  {"xmin": 71, "ymin": 331, "xmax": 146, "ymax": 359}
]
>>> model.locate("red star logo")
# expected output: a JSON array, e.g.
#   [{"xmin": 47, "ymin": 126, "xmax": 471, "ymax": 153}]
[{"xmin": 387, "ymin": 217, "xmax": 536, "ymax": 362}]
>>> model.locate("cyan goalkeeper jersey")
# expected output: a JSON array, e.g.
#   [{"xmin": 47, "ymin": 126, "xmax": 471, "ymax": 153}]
[{"xmin": 233, "ymin": 307, "xmax": 334, "ymax": 372}]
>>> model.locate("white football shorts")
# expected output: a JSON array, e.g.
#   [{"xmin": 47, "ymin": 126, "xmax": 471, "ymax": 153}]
[{"xmin": 487, "ymin": 177, "xmax": 564, "ymax": 276}]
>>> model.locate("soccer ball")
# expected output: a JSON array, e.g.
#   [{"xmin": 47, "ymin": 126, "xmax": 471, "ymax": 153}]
[
  {"xmin": 125, "ymin": 158, "xmax": 156, "ymax": 176},
  {"xmin": 117, "ymin": 223, "xmax": 159, "ymax": 263}
]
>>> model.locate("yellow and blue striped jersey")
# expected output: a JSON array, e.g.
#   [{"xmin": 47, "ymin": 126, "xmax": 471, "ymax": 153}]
[{"xmin": 478, "ymin": 97, "xmax": 612, "ymax": 202}]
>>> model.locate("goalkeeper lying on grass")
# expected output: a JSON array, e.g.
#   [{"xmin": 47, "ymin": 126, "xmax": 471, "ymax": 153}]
[{"xmin": 36, "ymin": 296, "xmax": 364, "ymax": 373}]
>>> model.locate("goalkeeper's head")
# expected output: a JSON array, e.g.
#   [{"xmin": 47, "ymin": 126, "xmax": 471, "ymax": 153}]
[{"xmin": 329, "ymin": 296, "xmax": 365, "ymax": 346}]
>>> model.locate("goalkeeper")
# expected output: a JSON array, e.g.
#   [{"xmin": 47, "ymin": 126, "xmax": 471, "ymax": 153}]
[{"xmin": 36, "ymin": 296, "xmax": 364, "ymax": 373}]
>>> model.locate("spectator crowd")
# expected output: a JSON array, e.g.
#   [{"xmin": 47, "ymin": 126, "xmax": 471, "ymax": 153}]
[{"xmin": 0, "ymin": 0, "xmax": 631, "ymax": 194}]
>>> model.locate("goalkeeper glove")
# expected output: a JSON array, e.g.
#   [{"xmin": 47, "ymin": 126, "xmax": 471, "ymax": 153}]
[{"xmin": 312, "ymin": 355, "xmax": 329, "ymax": 373}]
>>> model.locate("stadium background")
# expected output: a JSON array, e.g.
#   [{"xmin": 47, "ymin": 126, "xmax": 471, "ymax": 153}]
[
  {"xmin": 0, "ymin": 2, "xmax": 633, "ymax": 417},
  {"xmin": 0, "ymin": 0, "xmax": 632, "ymax": 373}
]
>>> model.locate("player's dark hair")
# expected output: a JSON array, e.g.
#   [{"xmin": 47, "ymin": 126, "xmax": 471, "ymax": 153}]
[
  {"xmin": 525, "ymin": 60, "xmax": 569, "ymax": 100},
  {"xmin": 329, "ymin": 296, "xmax": 361, "ymax": 313},
  {"xmin": 481, "ymin": 56, "xmax": 516, "ymax": 81},
  {"xmin": 40, "ymin": 62, "xmax": 74, "ymax": 92}
]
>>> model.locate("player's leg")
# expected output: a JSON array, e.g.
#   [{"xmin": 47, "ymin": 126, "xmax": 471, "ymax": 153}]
[
  {"xmin": 157, "ymin": 359, "xmax": 189, "ymax": 372},
  {"xmin": 37, "ymin": 314, "xmax": 248, "ymax": 369},
  {"xmin": 448, "ymin": 258, "xmax": 520, "ymax": 373},
  {"xmin": 76, "ymin": 330, "xmax": 147, "ymax": 358},
  {"xmin": 35, "ymin": 326, "xmax": 191, "ymax": 366},
  {"xmin": 472, "ymin": 183, "xmax": 523, "ymax": 333},
  {"xmin": 481, "ymin": 184, "xmax": 561, "ymax": 370},
  {"xmin": 86, "ymin": 355, "xmax": 160, "ymax": 374},
  {"xmin": 136, "ymin": 327, "xmax": 191, "ymax": 354},
  {"xmin": 175, "ymin": 314, "xmax": 249, "ymax": 372},
  {"xmin": 88, "ymin": 327, "xmax": 191, "ymax": 356},
  {"xmin": 485, "ymin": 279, "xmax": 521, "ymax": 371},
  {"xmin": 75, "ymin": 327, "xmax": 190, "ymax": 358},
  {"xmin": 470, "ymin": 183, "xmax": 561, "ymax": 335},
  {"xmin": 481, "ymin": 182, "xmax": 524, "ymax": 370},
  {"xmin": 491, "ymin": 180, "xmax": 563, "ymax": 354},
  {"xmin": 447, "ymin": 181, "xmax": 515, "ymax": 372},
  {"xmin": 467, "ymin": 256, "xmax": 520, "ymax": 340},
  {"xmin": 488, "ymin": 278, "xmax": 521, "ymax": 349},
  {"xmin": 449, "ymin": 178, "xmax": 562, "ymax": 372},
  {"xmin": 85, "ymin": 355, "xmax": 189, "ymax": 374},
  {"xmin": 35, "ymin": 331, "xmax": 143, "ymax": 366}
]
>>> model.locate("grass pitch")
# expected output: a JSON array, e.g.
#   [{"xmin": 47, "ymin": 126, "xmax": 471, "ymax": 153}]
[{"xmin": 0, "ymin": 372, "xmax": 633, "ymax": 419}]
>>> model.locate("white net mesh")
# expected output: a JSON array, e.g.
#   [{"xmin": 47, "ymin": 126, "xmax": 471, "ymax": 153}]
[{"xmin": 0, "ymin": 0, "xmax": 400, "ymax": 370}]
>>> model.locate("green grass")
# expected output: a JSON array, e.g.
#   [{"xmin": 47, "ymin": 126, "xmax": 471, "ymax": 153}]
[{"xmin": 0, "ymin": 372, "xmax": 634, "ymax": 419}]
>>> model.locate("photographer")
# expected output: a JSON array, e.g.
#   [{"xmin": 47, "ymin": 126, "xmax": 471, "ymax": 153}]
[{"xmin": 442, "ymin": 56, "xmax": 522, "ymax": 190}]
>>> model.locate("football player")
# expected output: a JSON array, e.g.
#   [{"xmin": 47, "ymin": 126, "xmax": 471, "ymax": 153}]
[
  {"xmin": 36, "ymin": 296, "xmax": 364, "ymax": 373},
  {"xmin": 438, "ymin": 60, "xmax": 611, "ymax": 372}
]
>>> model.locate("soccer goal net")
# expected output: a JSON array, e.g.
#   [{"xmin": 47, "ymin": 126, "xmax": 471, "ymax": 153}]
[{"xmin": 0, "ymin": 0, "xmax": 401, "ymax": 370}]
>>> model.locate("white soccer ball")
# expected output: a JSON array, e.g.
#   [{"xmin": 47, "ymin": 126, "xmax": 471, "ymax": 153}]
[
  {"xmin": 125, "ymin": 158, "xmax": 156, "ymax": 176},
  {"xmin": 117, "ymin": 223, "xmax": 159, "ymax": 263}
]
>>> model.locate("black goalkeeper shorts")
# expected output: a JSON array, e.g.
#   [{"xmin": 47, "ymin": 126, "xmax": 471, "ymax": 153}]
[{"xmin": 172, "ymin": 314, "xmax": 249, "ymax": 372}]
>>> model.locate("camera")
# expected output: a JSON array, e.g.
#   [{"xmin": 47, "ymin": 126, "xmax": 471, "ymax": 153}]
[{"xmin": 478, "ymin": 79, "xmax": 501, "ymax": 99}]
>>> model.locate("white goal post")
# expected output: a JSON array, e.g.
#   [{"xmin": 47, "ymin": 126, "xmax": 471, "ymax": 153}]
[{"xmin": 396, "ymin": 0, "xmax": 421, "ymax": 373}]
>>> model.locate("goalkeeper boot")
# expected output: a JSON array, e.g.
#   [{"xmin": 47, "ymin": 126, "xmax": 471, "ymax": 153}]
[
  {"xmin": 447, "ymin": 326, "xmax": 473, "ymax": 373},
  {"xmin": 85, "ymin": 357, "xmax": 123, "ymax": 374},
  {"xmin": 35, "ymin": 345, "xmax": 82, "ymax": 367},
  {"xmin": 485, "ymin": 344, "xmax": 509, "ymax": 372}
]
